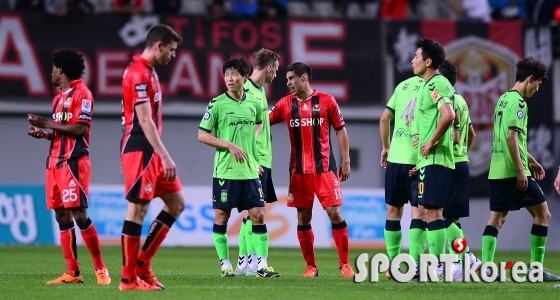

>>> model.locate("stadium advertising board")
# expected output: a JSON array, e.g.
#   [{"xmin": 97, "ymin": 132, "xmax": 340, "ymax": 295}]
[
  {"xmin": 0, "ymin": 185, "xmax": 54, "ymax": 244},
  {"xmin": 0, "ymin": 13, "xmax": 382, "ymax": 106}
]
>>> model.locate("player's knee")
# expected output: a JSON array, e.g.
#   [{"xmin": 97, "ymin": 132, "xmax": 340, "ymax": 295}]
[
  {"xmin": 535, "ymin": 210, "xmax": 551, "ymax": 225},
  {"xmin": 54, "ymin": 209, "xmax": 73, "ymax": 224},
  {"xmin": 72, "ymin": 212, "xmax": 89, "ymax": 225},
  {"xmin": 249, "ymin": 210, "xmax": 265, "ymax": 224}
]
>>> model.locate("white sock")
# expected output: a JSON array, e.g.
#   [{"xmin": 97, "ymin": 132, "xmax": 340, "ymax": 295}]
[
  {"xmin": 248, "ymin": 253, "xmax": 258, "ymax": 269},
  {"xmin": 220, "ymin": 259, "xmax": 232, "ymax": 270},
  {"xmin": 257, "ymin": 257, "xmax": 268, "ymax": 270},
  {"xmin": 237, "ymin": 255, "xmax": 247, "ymax": 268}
]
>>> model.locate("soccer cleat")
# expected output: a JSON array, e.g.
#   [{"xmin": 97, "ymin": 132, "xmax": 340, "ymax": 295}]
[
  {"xmin": 467, "ymin": 251, "xmax": 483, "ymax": 272},
  {"xmin": 256, "ymin": 266, "xmax": 280, "ymax": 278},
  {"xmin": 234, "ymin": 266, "xmax": 247, "ymax": 276},
  {"xmin": 245, "ymin": 266, "xmax": 257, "ymax": 276},
  {"xmin": 46, "ymin": 272, "xmax": 84, "ymax": 284},
  {"xmin": 119, "ymin": 277, "xmax": 163, "ymax": 291},
  {"xmin": 95, "ymin": 268, "xmax": 112, "ymax": 285},
  {"xmin": 452, "ymin": 261, "xmax": 463, "ymax": 281},
  {"xmin": 340, "ymin": 263, "xmax": 355, "ymax": 278},
  {"xmin": 136, "ymin": 266, "xmax": 164, "ymax": 289},
  {"xmin": 302, "ymin": 265, "xmax": 319, "ymax": 277},
  {"xmin": 222, "ymin": 267, "xmax": 235, "ymax": 277},
  {"xmin": 542, "ymin": 268, "xmax": 560, "ymax": 282}
]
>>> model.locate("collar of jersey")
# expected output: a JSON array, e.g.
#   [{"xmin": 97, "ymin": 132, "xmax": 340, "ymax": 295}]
[
  {"xmin": 296, "ymin": 89, "xmax": 318, "ymax": 101},
  {"xmin": 425, "ymin": 73, "xmax": 442, "ymax": 84},
  {"xmin": 507, "ymin": 89, "xmax": 524, "ymax": 101},
  {"xmin": 226, "ymin": 91, "xmax": 246, "ymax": 102},
  {"xmin": 247, "ymin": 78, "xmax": 262, "ymax": 90},
  {"xmin": 59, "ymin": 79, "xmax": 82, "ymax": 94},
  {"xmin": 133, "ymin": 55, "xmax": 152, "ymax": 67}
]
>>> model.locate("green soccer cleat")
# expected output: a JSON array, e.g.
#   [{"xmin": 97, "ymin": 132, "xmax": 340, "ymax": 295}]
[
  {"xmin": 221, "ymin": 267, "xmax": 235, "ymax": 278},
  {"xmin": 256, "ymin": 266, "xmax": 280, "ymax": 278}
]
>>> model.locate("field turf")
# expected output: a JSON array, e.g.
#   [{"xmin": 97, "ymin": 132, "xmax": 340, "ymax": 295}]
[{"xmin": 1, "ymin": 246, "xmax": 560, "ymax": 299}]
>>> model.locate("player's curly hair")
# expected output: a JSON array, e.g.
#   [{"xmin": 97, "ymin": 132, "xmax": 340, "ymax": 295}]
[
  {"xmin": 439, "ymin": 60, "xmax": 458, "ymax": 86},
  {"xmin": 52, "ymin": 49, "xmax": 85, "ymax": 80},
  {"xmin": 286, "ymin": 62, "xmax": 312, "ymax": 81},
  {"xmin": 253, "ymin": 48, "xmax": 280, "ymax": 70},
  {"xmin": 222, "ymin": 56, "xmax": 251, "ymax": 76},
  {"xmin": 515, "ymin": 57, "xmax": 548, "ymax": 83},
  {"xmin": 415, "ymin": 38, "xmax": 445, "ymax": 69},
  {"xmin": 146, "ymin": 24, "xmax": 183, "ymax": 48}
]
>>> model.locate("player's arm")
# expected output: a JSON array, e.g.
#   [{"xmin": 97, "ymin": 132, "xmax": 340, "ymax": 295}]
[
  {"xmin": 379, "ymin": 108, "xmax": 394, "ymax": 168},
  {"xmin": 27, "ymin": 114, "xmax": 87, "ymax": 137},
  {"xmin": 421, "ymin": 102, "xmax": 455, "ymax": 157},
  {"xmin": 467, "ymin": 122, "xmax": 476, "ymax": 151},
  {"xmin": 453, "ymin": 109, "xmax": 460, "ymax": 145},
  {"xmin": 198, "ymin": 131, "xmax": 248, "ymax": 163},
  {"xmin": 268, "ymin": 98, "xmax": 285, "ymax": 125},
  {"xmin": 527, "ymin": 152, "xmax": 545, "ymax": 180},
  {"xmin": 336, "ymin": 127, "xmax": 350, "ymax": 182},
  {"xmin": 136, "ymin": 102, "xmax": 176, "ymax": 181},
  {"xmin": 506, "ymin": 130, "xmax": 527, "ymax": 190}
]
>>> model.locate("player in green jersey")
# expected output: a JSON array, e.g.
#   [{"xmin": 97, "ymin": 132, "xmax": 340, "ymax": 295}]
[
  {"xmin": 379, "ymin": 75, "xmax": 424, "ymax": 279},
  {"xmin": 198, "ymin": 57, "xmax": 279, "ymax": 278},
  {"xmin": 438, "ymin": 60, "xmax": 481, "ymax": 281},
  {"xmin": 411, "ymin": 39, "xmax": 455, "ymax": 276},
  {"xmin": 235, "ymin": 49, "xmax": 280, "ymax": 276},
  {"xmin": 482, "ymin": 57, "xmax": 560, "ymax": 281}
]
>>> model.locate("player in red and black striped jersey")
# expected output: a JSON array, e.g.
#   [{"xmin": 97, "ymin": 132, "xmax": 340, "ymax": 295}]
[
  {"xmin": 118, "ymin": 24, "xmax": 185, "ymax": 292},
  {"xmin": 269, "ymin": 62, "xmax": 355, "ymax": 278},
  {"xmin": 27, "ymin": 49, "xmax": 110, "ymax": 285}
]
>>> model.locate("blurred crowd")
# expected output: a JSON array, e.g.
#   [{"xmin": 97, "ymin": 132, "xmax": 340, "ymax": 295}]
[{"xmin": 0, "ymin": 0, "xmax": 558, "ymax": 24}]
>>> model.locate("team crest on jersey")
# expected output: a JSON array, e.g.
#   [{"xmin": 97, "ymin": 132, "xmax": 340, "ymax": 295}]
[
  {"xmin": 63, "ymin": 97, "xmax": 72, "ymax": 108},
  {"xmin": 203, "ymin": 111, "xmax": 210, "ymax": 120},
  {"xmin": 430, "ymin": 89, "xmax": 441, "ymax": 102},
  {"xmin": 145, "ymin": 183, "xmax": 152, "ymax": 194},
  {"xmin": 287, "ymin": 193, "xmax": 294, "ymax": 202},
  {"xmin": 517, "ymin": 109, "xmax": 524, "ymax": 119},
  {"xmin": 81, "ymin": 99, "xmax": 92, "ymax": 113},
  {"xmin": 220, "ymin": 190, "xmax": 228, "ymax": 202},
  {"xmin": 312, "ymin": 104, "xmax": 320, "ymax": 113}
]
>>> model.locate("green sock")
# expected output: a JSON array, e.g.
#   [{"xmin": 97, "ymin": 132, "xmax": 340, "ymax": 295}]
[
  {"xmin": 213, "ymin": 232, "xmax": 229, "ymax": 260},
  {"xmin": 252, "ymin": 225, "xmax": 269, "ymax": 258},
  {"xmin": 384, "ymin": 220, "xmax": 402, "ymax": 260},
  {"xmin": 481, "ymin": 225, "xmax": 498, "ymax": 263},
  {"xmin": 246, "ymin": 219, "xmax": 256, "ymax": 255},
  {"xmin": 530, "ymin": 234, "xmax": 546, "ymax": 264},
  {"xmin": 238, "ymin": 219, "xmax": 247, "ymax": 257},
  {"xmin": 426, "ymin": 219, "xmax": 446, "ymax": 257},
  {"xmin": 446, "ymin": 222, "xmax": 465, "ymax": 260},
  {"xmin": 408, "ymin": 219, "xmax": 426, "ymax": 264}
]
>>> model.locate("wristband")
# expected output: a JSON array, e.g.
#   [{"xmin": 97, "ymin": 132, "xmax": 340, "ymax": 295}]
[{"xmin": 454, "ymin": 125, "xmax": 460, "ymax": 131}]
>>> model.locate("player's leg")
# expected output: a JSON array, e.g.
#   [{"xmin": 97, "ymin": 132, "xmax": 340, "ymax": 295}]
[
  {"xmin": 212, "ymin": 178, "xmax": 240, "ymax": 277},
  {"xmin": 245, "ymin": 178, "xmax": 279, "ymax": 278},
  {"xmin": 46, "ymin": 167, "xmax": 83, "ymax": 284},
  {"xmin": 319, "ymin": 171, "xmax": 354, "ymax": 278},
  {"xmin": 235, "ymin": 212, "xmax": 249, "ymax": 275},
  {"xmin": 288, "ymin": 173, "xmax": 317, "ymax": 276},
  {"xmin": 66, "ymin": 156, "xmax": 111, "ymax": 284},
  {"xmin": 408, "ymin": 174, "xmax": 426, "ymax": 270},
  {"xmin": 482, "ymin": 178, "xmax": 513, "ymax": 268},
  {"xmin": 119, "ymin": 151, "xmax": 162, "ymax": 291}
]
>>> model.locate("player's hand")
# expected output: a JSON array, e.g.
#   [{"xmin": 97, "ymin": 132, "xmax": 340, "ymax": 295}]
[
  {"xmin": 529, "ymin": 161, "xmax": 545, "ymax": 180},
  {"xmin": 227, "ymin": 143, "xmax": 247, "ymax": 163},
  {"xmin": 516, "ymin": 171, "xmax": 528, "ymax": 191},
  {"xmin": 161, "ymin": 155, "xmax": 177, "ymax": 181},
  {"xmin": 412, "ymin": 132, "xmax": 419, "ymax": 149},
  {"xmin": 259, "ymin": 165, "xmax": 264, "ymax": 176},
  {"xmin": 380, "ymin": 147, "xmax": 389, "ymax": 168},
  {"xmin": 339, "ymin": 160, "xmax": 350, "ymax": 182},
  {"xmin": 409, "ymin": 166, "xmax": 417, "ymax": 177},
  {"xmin": 554, "ymin": 169, "xmax": 560, "ymax": 194},
  {"xmin": 27, "ymin": 114, "xmax": 49, "ymax": 128},
  {"xmin": 28, "ymin": 125, "xmax": 49, "ymax": 139},
  {"xmin": 421, "ymin": 141, "xmax": 435, "ymax": 158}
]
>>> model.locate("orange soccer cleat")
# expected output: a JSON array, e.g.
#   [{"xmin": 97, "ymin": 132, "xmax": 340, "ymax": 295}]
[
  {"xmin": 340, "ymin": 263, "xmax": 355, "ymax": 278},
  {"xmin": 46, "ymin": 273, "xmax": 84, "ymax": 284},
  {"xmin": 95, "ymin": 268, "xmax": 112, "ymax": 285},
  {"xmin": 119, "ymin": 277, "xmax": 163, "ymax": 291},
  {"xmin": 137, "ymin": 266, "xmax": 165, "ymax": 289},
  {"xmin": 302, "ymin": 265, "xmax": 319, "ymax": 277}
]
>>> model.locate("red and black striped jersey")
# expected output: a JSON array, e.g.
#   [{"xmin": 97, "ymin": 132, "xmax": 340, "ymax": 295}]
[
  {"xmin": 269, "ymin": 90, "xmax": 345, "ymax": 174},
  {"xmin": 121, "ymin": 55, "xmax": 162, "ymax": 154},
  {"xmin": 47, "ymin": 79, "xmax": 93, "ymax": 169}
]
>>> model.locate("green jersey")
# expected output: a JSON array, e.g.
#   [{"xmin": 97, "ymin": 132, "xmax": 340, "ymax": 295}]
[
  {"xmin": 199, "ymin": 91, "xmax": 263, "ymax": 180},
  {"xmin": 416, "ymin": 74, "xmax": 455, "ymax": 170},
  {"xmin": 386, "ymin": 76, "xmax": 423, "ymax": 165},
  {"xmin": 453, "ymin": 92, "xmax": 471, "ymax": 163},
  {"xmin": 244, "ymin": 78, "xmax": 272, "ymax": 168},
  {"xmin": 488, "ymin": 90, "xmax": 529, "ymax": 179}
]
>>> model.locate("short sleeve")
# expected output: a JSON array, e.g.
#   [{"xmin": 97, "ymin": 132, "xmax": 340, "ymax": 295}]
[
  {"xmin": 199, "ymin": 99, "xmax": 219, "ymax": 132},
  {"xmin": 129, "ymin": 71, "xmax": 151, "ymax": 105},
  {"xmin": 328, "ymin": 96, "xmax": 345, "ymax": 130},
  {"xmin": 269, "ymin": 97, "xmax": 286, "ymax": 125},
  {"xmin": 72, "ymin": 90, "xmax": 93, "ymax": 127},
  {"xmin": 430, "ymin": 80, "xmax": 453, "ymax": 109},
  {"xmin": 385, "ymin": 87, "xmax": 398, "ymax": 114},
  {"xmin": 507, "ymin": 102, "xmax": 526, "ymax": 132}
]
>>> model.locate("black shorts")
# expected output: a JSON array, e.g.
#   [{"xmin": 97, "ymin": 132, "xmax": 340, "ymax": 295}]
[
  {"xmin": 212, "ymin": 178, "xmax": 264, "ymax": 212},
  {"xmin": 260, "ymin": 167, "xmax": 277, "ymax": 203},
  {"xmin": 417, "ymin": 165, "xmax": 453, "ymax": 207},
  {"xmin": 384, "ymin": 162, "xmax": 418, "ymax": 207},
  {"xmin": 443, "ymin": 162, "xmax": 470, "ymax": 218},
  {"xmin": 489, "ymin": 177, "xmax": 546, "ymax": 212}
]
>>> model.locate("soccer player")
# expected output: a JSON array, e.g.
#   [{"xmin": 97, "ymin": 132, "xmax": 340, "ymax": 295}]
[
  {"xmin": 119, "ymin": 24, "xmax": 185, "ymax": 291},
  {"xmin": 235, "ymin": 48, "xmax": 280, "ymax": 276},
  {"xmin": 27, "ymin": 49, "xmax": 111, "ymax": 285},
  {"xmin": 482, "ymin": 57, "xmax": 560, "ymax": 281},
  {"xmin": 438, "ymin": 60, "xmax": 482, "ymax": 280},
  {"xmin": 411, "ymin": 39, "xmax": 455, "ymax": 271},
  {"xmin": 198, "ymin": 57, "xmax": 279, "ymax": 278},
  {"xmin": 269, "ymin": 62, "xmax": 355, "ymax": 278},
  {"xmin": 379, "ymin": 74, "xmax": 424, "ymax": 279}
]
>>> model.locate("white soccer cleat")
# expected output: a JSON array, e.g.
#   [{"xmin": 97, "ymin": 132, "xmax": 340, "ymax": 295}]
[
  {"xmin": 452, "ymin": 261, "xmax": 463, "ymax": 281},
  {"xmin": 467, "ymin": 251, "xmax": 482, "ymax": 272}
]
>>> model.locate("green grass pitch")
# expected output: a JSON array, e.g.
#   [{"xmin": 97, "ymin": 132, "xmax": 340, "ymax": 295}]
[{"xmin": 1, "ymin": 246, "xmax": 560, "ymax": 299}]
